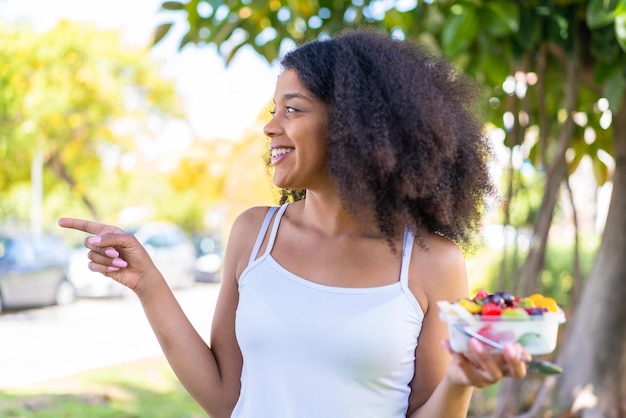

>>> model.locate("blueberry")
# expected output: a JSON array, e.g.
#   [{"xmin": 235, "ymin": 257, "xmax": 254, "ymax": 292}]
[
  {"xmin": 489, "ymin": 293, "xmax": 505, "ymax": 307},
  {"xmin": 498, "ymin": 292, "xmax": 514, "ymax": 306},
  {"xmin": 527, "ymin": 307, "xmax": 545, "ymax": 316}
]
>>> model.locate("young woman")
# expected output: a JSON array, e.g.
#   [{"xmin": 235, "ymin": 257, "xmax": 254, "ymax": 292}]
[{"xmin": 59, "ymin": 30, "xmax": 529, "ymax": 418}]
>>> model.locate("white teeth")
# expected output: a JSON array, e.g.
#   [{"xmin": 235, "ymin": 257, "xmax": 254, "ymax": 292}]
[{"xmin": 271, "ymin": 148, "xmax": 293, "ymax": 158}]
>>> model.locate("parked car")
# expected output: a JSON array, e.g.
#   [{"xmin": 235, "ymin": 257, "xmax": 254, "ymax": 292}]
[
  {"xmin": 68, "ymin": 222, "xmax": 197, "ymax": 297},
  {"xmin": 0, "ymin": 232, "xmax": 75, "ymax": 312},
  {"xmin": 192, "ymin": 234, "xmax": 223, "ymax": 283}
]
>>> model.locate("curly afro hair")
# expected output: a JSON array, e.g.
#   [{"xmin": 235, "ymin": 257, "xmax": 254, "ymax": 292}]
[{"xmin": 274, "ymin": 29, "xmax": 496, "ymax": 251}]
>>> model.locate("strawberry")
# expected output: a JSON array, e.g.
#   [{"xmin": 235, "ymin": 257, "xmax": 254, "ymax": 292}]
[
  {"xmin": 481, "ymin": 302, "xmax": 504, "ymax": 316},
  {"xmin": 474, "ymin": 289, "xmax": 489, "ymax": 300}
]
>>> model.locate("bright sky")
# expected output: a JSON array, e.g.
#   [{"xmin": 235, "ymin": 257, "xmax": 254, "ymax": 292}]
[{"xmin": 0, "ymin": 0, "xmax": 279, "ymax": 144}]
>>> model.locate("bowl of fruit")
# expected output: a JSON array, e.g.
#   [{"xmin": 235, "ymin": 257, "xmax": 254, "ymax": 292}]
[{"xmin": 438, "ymin": 290, "xmax": 566, "ymax": 355}]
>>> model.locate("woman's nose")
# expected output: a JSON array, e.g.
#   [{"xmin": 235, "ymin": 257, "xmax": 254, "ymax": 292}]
[{"xmin": 263, "ymin": 115, "xmax": 281, "ymax": 137}]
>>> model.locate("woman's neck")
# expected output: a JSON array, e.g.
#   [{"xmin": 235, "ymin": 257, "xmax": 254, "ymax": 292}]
[{"xmin": 290, "ymin": 194, "xmax": 382, "ymax": 239}]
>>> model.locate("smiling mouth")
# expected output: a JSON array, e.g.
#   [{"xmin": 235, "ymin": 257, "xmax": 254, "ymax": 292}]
[
  {"xmin": 271, "ymin": 147, "xmax": 294, "ymax": 158},
  {"xmin": 270, "ymin": 147, "xmax": 294, "ymax": 164}
]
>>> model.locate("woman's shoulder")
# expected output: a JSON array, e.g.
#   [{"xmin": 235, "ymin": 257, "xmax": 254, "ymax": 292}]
[
  {"xmin": 232, "ymin": 205, "xmax": 277, "ymax": 229},
  {"xmin": 418, "ymin": 233, "xmax": 465, "ymax": 266},
  {"xmin": 227, "ymin": 206, "xmax": 279, "ymax": 245},
  {"xmin": 226, "ymin": 206, "xmax": 279, "ymax": 280},
  {"xmin": 409, "ymin": 232, "xmax": 468, "ymax": 310}
]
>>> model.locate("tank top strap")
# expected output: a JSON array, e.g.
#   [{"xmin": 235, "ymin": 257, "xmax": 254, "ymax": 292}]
[
  {"xmin": 399, "ymin": 228, "xmax": 415, "ymax": 288},
  {"xmin": 247, "ymin": 206, "xmax": 279, "ymax": 265},
  {"xmin": 263, "ymin": 203, "xmax": 289, "ymax": 256},
  {"xmin": 399, "ymin": 228, "xmax": 422, "ymax": 314}
]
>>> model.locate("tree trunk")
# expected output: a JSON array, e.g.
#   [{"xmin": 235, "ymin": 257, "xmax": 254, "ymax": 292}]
[
  {"xmin": 554, "ymin": 97, "xmax": 626, "ymax": 417},
  {"xmin": 495, "ymin": 37, "xmax": 581, "ymax": 417},
  {"xmin": 517, "ymin": 48, "xmax": 580, "ymax": 297},
  {"xmin": 515, "ymin": 38, "xmax": 580, "ymax": 298},
  {"xmin": 565, "ymin": 177, "xmax": 584, "ymax": 307}
]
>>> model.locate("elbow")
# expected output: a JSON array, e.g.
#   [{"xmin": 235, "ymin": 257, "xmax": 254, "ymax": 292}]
[{"xmin": 200, "ymin": 388, "xmax": 239, "ymax": 418}]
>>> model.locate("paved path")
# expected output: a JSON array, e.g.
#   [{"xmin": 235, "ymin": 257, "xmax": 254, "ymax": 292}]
[{"xmin": 0, "ymin": 283, "xmax": 221, "ymax": 389}]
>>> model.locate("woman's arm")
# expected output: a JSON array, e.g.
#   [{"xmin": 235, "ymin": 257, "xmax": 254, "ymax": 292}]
[
  {"xmin": 406, "ymin": 236, "xmax": 527, "ymax": 418},
  {"xmin": 57, "ymin": 208, "xmax": 267, "ymax": 417}
]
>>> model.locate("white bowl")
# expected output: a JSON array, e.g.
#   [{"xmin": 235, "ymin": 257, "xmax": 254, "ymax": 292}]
[{"xmin": 438, "ymin": 301, "xmax": 566, "ymax": 355}]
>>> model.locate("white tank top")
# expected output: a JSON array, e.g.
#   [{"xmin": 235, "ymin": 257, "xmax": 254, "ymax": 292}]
[{"xmin": 232, "ymin": 204, "xmax": 424, "ymax": 418}]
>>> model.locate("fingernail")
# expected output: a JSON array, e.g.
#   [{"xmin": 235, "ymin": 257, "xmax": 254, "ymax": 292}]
[
  {"xmin": 469, "ymin": 338, "xmax": 484, "ymax": 353},
  {"xmin": 105, "ymin": 248, "xmax": 119, "ymax": 258},
  {"xmin": 88, "ymin": 236, "xmax": 101, "ymax": 245},
  {"xmin": 106, "ymin": 266, "xmax": 120, "ymax": 272},
  {"xmin": 504, "ymin": 343, "xmax": 517, "ymax": 358},
  {"xmin": 112, "ymin": 258, "xmax": 127, "ymax": 268}
]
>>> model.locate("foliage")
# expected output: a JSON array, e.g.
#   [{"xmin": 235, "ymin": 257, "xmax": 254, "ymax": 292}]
[
  {"xmin": 0, "ymin": 20, "xmax": 183, "ymax": 224},
  {"xmin": 155, "ymin": 1, "xmax": 626, "ymax": 92},
  {"xmin": 154, "ymin": 0, "xmax": 626, "ymax": 288},
  {"xmin": 155, "ymin": 0, "xmax": 625, "ymax": 193},
  {"xmin": 166, "ymin": 138, "xmax": 227, "ymax": 230}
]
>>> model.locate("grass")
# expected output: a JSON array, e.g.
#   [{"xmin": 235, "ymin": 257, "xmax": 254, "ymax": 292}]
[{"xmin": 0, "ymin": 356, "xmax": 206, "ymax": 418}]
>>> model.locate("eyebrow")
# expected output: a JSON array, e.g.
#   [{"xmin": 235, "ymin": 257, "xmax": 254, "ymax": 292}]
[{"xmin": 273, "ymin": 92, "xmax": 314, "ymax": 103}]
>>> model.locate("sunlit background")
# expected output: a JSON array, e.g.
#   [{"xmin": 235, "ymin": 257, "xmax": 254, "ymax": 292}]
[
  {"xmin": 1, "ymin": 1, "xmax": 625, "ymax": 416},
  {"xmin": 1, "ymin": 0, "xmax": 278, "ymax": 141},
  {"xmin": 0, "ymin": 0, "xmax": 282, "ymax": 239}
]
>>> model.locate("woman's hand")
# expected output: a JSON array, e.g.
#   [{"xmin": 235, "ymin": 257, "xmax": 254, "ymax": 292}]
[
  {"xmin": 58, "ymin": 218, "xmax": 158, "ymax": 293},
  {"xmin": 443, "ymin": 338, "xmax": 529, "ymax": 388}
]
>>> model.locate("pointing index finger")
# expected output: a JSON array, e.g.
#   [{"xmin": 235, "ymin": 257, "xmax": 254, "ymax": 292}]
[{"xmin": 58, "ymin": 217, "xmax": 112, "ymax": 235}]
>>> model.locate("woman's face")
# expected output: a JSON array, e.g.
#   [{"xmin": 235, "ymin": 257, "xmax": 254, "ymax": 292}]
[{"xmin": 264, "ymin": 68, "xmax": 330, "ymax": 190}]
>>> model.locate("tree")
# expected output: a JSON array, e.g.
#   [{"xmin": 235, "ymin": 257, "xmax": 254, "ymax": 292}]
[
  {"xmin": 0, "ymin": 20, "xmax": 182, "ymax": 225},
  {"xmin": 166, "ymin": 106, "xmax": 278, "ymax": 235},
  {"xmin": 154, "ymin": 0, "xmax": 626, "ymax": 416}
]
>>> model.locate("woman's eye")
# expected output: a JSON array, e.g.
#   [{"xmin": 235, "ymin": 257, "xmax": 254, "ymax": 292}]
[{"xmin": 269, "ymin": 106, "xmax": 299, "ymax": 117}]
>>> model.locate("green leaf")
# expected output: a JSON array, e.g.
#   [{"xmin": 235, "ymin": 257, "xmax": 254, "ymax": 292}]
[
  {"xmin": 592, "ymin": 156, "xmax": 610, "ymax": 185},
  {"xmin": 486, "ymin": 0, "xmax": 520, "ymax": 34},
  {"xmin": 594, "ymin": 59, "xmax": 624, "ymax": 83},
  {"xmin": 482, "ymin": 47, "xmax": 511, "ymax": 86},
  {"xmin": 383, "ymin": 9, "xmax": 416, "ymax": 33},
  {"xmin": 441, "ymin": 6, "xmax": 479, "ymax": 57},
  {"xmin": 602, "ymin": 65, "xmax": 626, "ymax": 111},
  {"xmin": 480, "ymin": 8, "xmax": 513, "ymax": 37},
  {"xmin": 179, "ymin": 30, "xmax": 195, "ymax": 49},
  {"xmin": 587, "ymin": 0, "xmax": 619, "ymax": 29},
  {"xmin": 225, "ymin": 40, "xmax": 248, "ymax": 65},
  {"xmin": 210, "ymin": 17, "xmax": 241, "ymax": 46},
  {"xmin": 161, "ymin": 1, "xmax": 185, "ymax": 11},
  {"xmin": 615, "ymin": 6, "xmax": 626, "ymax": 52},
  {"xmin": 153, "ymin": 23, "xmax": 173, "ymax": 45},
  {"xmin": 419, "ymin": 5, "xmax": 445, "ymax": 34},
  {"xmin": 528, "ymin": 140, "xmax": 541, "ymax": 167},
  {"xmin": 591, "ymin": 24, "xmax": 623, "ymax": 62},
  {"xmin": 567, "ymin": 139, "xmax": 587, "ymax": 176},
  {"xmin": 516, "ymin": 8, "xmax": 541, "ymax": 50}
]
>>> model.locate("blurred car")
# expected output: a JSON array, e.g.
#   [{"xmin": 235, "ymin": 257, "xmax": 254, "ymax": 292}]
[
  {"xmin": 0, "ymin": 232, "xmax": 75, "ymax": 312},
  {"xmin": 69, "ymin": 222, "xmax": 197, "ymax": 297},
  {"xmin": 192, "ymin": 234, "xmax": 223, "ymax": 283}
]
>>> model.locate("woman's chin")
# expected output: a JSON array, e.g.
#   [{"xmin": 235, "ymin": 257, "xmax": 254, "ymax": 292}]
[{"xmin": 272, "ymin": 176, "xmax": 292, "ymax": 189}]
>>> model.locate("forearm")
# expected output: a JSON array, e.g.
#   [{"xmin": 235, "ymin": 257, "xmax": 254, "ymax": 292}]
[
  {"xmin": 56, "ymin": 218, "xmax": 239, "ymax": 415},
  {"xmin": 135, "ymin": 274, "xmax": 237, "ymax": 416},
  {"xmin": 409, "ymin": 375, "xmax": 473, "ymax": 418}
]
